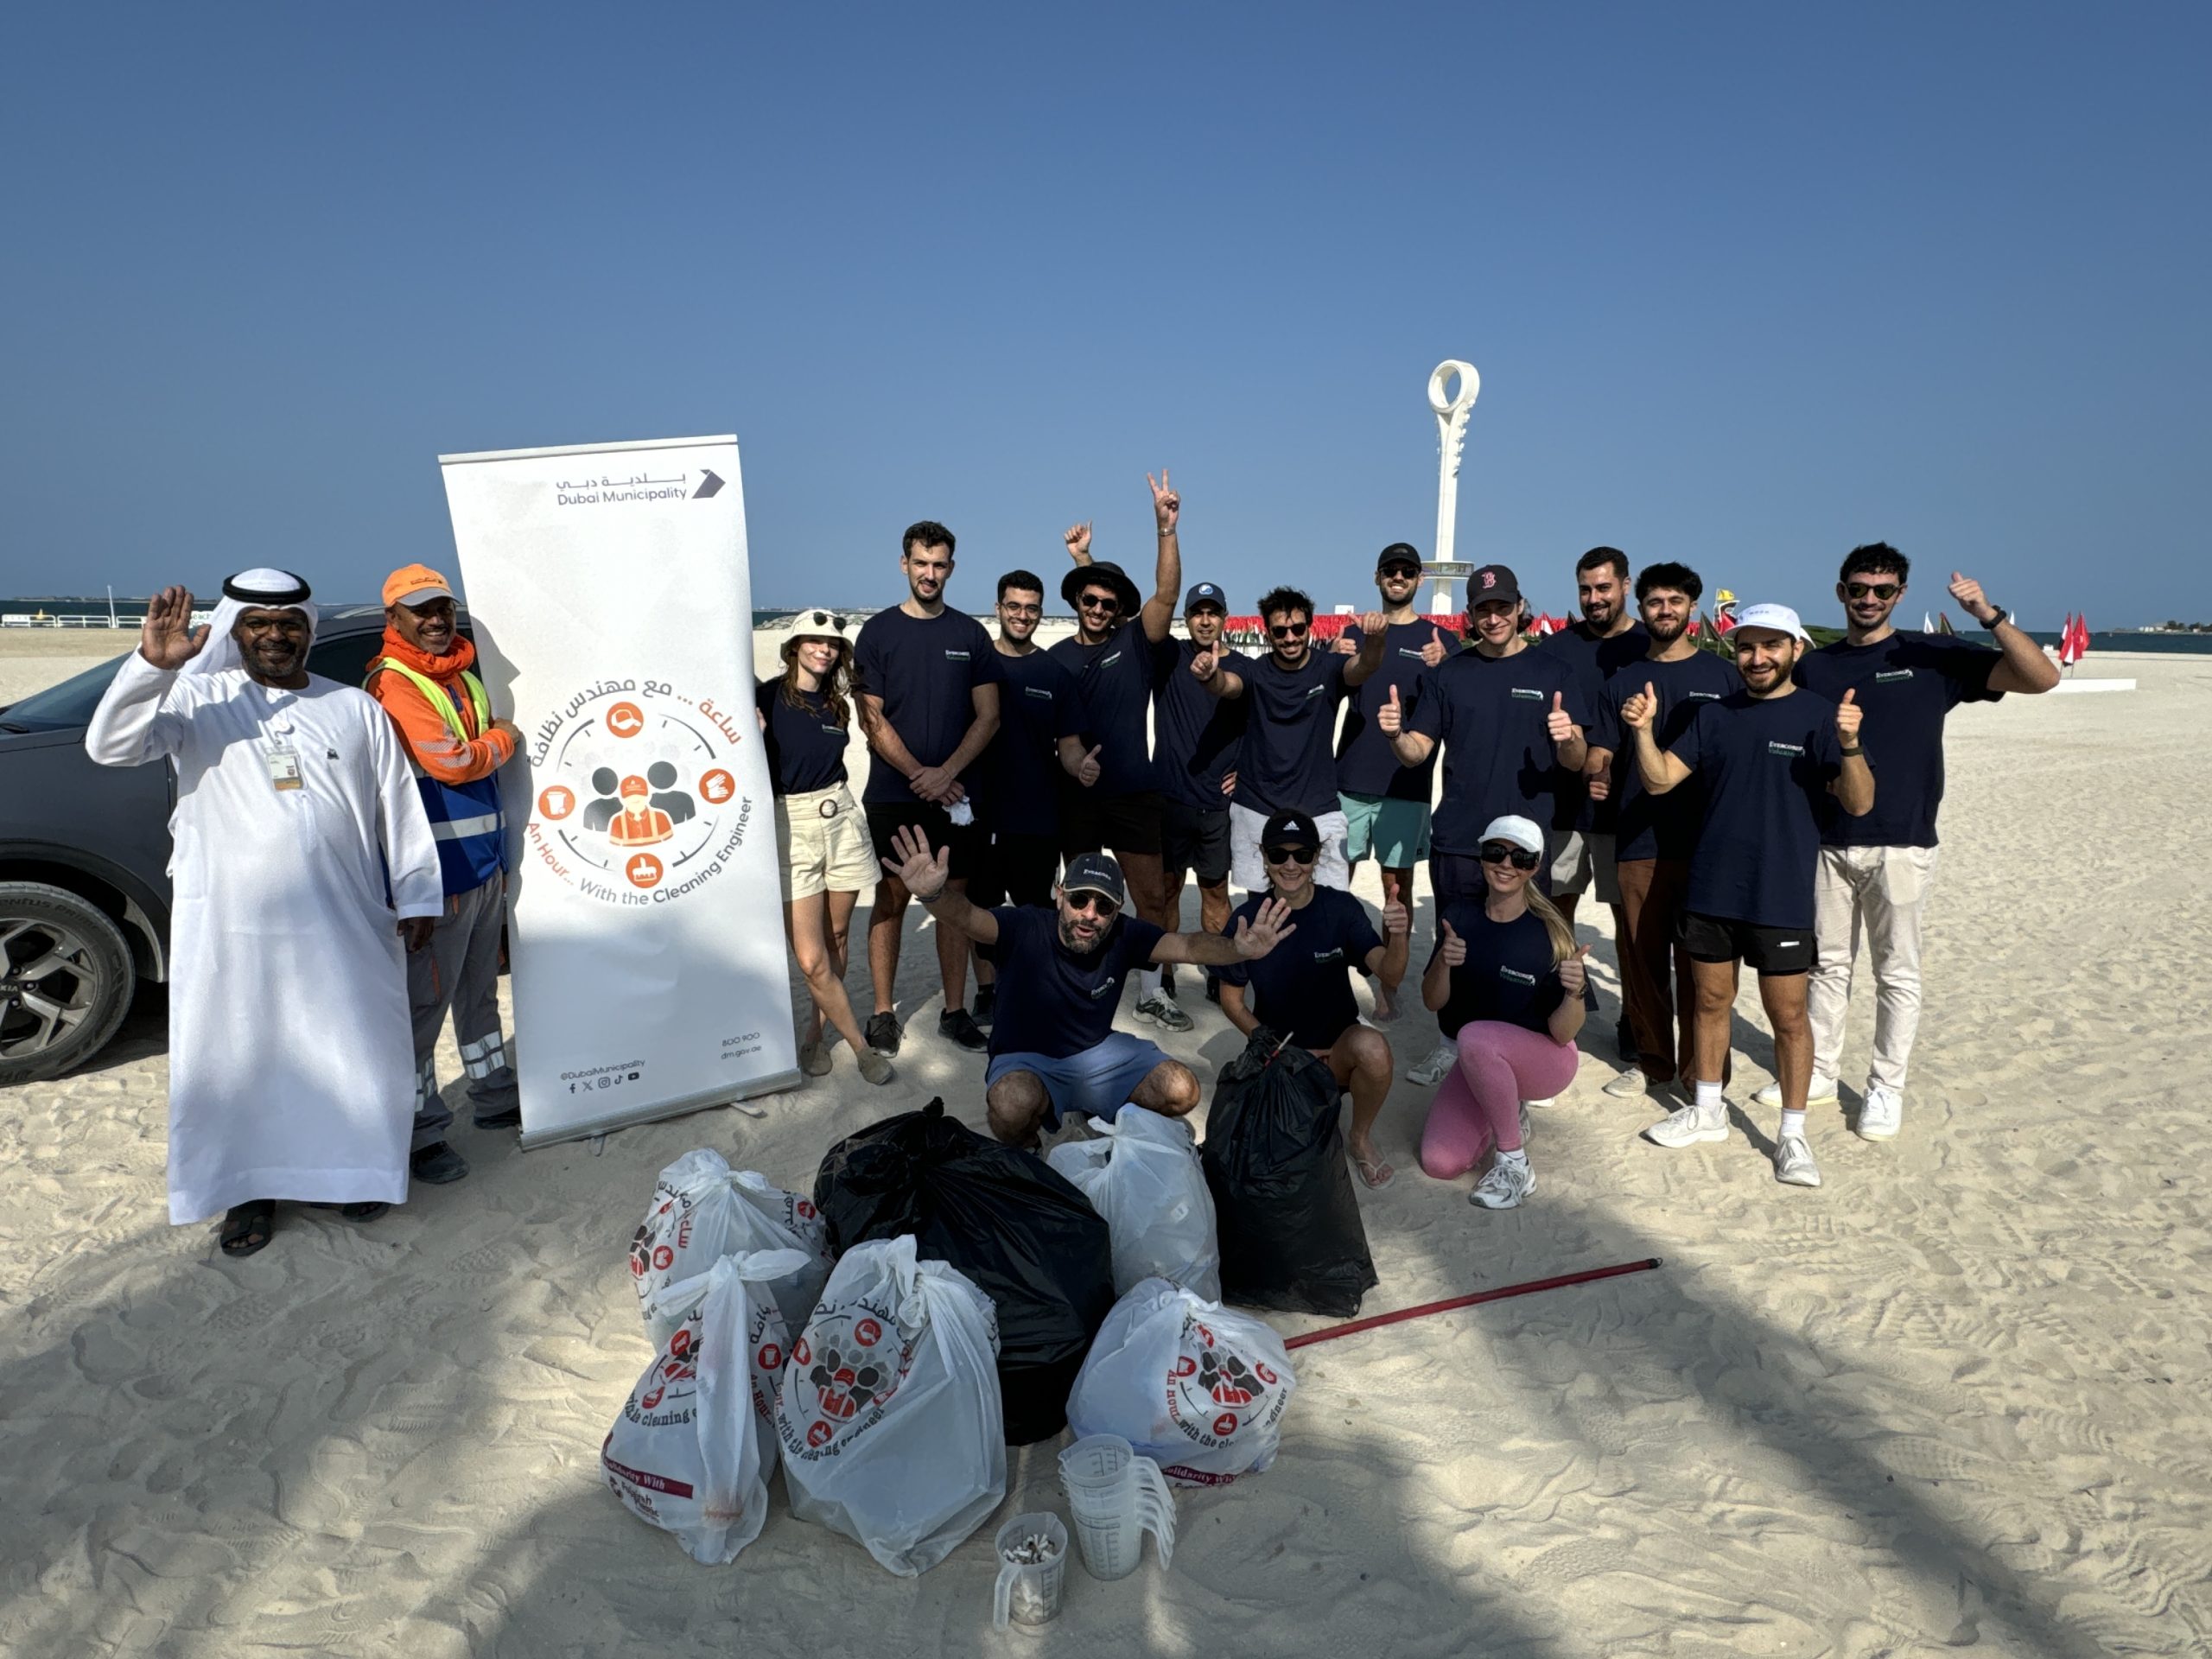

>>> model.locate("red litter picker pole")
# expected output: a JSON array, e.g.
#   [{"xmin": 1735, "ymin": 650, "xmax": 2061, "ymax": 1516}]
[{"xmin": 1283, "ymin": 1257, "xmax": 1662, "ymax": 1351}]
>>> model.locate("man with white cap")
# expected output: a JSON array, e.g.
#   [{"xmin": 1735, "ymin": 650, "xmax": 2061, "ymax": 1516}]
[
  {"xmin": 1617, "ymin": 602, "xmax": 1873, "ymax": 1186},
  {"xmin": 86, "ymin": 573, "xmax": 442, "ymax": 1255},
  {"xmin": 878, "ymin": 830, "xmax": 1296, "ymax": 1147},
  {"xmin": 366, "ymin": 563, "xmax": 525, "ymax": 1186},
  {"xmin": 1780, "ymin": 543, "xmax": 2058, "ymax": 1139}
]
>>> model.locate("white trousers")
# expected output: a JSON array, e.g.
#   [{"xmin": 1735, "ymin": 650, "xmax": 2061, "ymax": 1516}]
[{"xmin": 1808, "ymin": 844, "xmax": 1940, "ymax": 1091}]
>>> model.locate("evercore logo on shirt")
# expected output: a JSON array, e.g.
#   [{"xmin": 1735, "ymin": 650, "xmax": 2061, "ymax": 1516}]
[
  {"xmin": 1312, "ymin": 947, "xmax": 1344, "ymax": 963},
  {"xmin": 1305, "ymin": 685, "xmax": 1325, "ymax": 699},
  {"xmin": 1089, "ymin": 977, "xmax": 1120, "ymax": 999},
  {"xmin": 1767, "ymin": 741, "xmax": 1806, "ymax": 757},
  {"xmin": 944, "ymin": 650, "xmax": 970, "ymax": 661},
  {"xmin": 1688, "ymin": 690, "xmax": 1720, "ymax": 700},
  {"xmin": 1395, "ymin": 647, "xmax": 1426, "ymax": 660},
  {"xmin": 1498, "ymin": 966, "xmax": 1537, "ymax": 985},
  {"xmin": 1510, "ymin": 688, "xmax": 1543, "ymax": 700},
  {"xmin": 1024, "ymin": 686, "xmax": 1054, "ymax": 700},
  {"xmin": 1102, "ymin": 652, "xmax": 1122, "ymax": 668},
  {"xmin": 1875, "ymin": 669, "xmax": 1915, "ymax": 683}
]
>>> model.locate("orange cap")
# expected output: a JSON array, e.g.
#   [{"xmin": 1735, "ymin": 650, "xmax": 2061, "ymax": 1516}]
[
  {"xmin": 620, "ymin": 774, "xmax": 650, "ymax": 797},
  {"xmin": 383, "ymin": 563, "xmax": 456, "ymax": 609}
]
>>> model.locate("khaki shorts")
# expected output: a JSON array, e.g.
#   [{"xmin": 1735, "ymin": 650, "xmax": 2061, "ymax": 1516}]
[
  {"xmin": 1548, "ymin": 827, "xmax": 1619, "ymax": 904},
  {"xmin": 777, "ymin": 784, "xmax": 878, "ymax": 901}
]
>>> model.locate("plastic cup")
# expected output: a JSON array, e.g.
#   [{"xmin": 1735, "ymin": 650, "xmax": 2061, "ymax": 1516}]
[
  {"xmin": 1057, "ymin": 1433, "xmax": 1177, "ymax": 1580},
  {"xmin": 992, "ymin": 1512, "xmax": 1069, "ymax": 1630}
]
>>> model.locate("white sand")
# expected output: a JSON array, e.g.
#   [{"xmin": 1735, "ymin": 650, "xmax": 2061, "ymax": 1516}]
[{"xmin": 3, "ymin": 637, "xmax": 2208, "ymax": 1656}]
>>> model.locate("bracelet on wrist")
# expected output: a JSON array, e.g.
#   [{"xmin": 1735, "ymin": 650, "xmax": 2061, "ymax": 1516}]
[{"xmin": 1840, "ymin": 745, "xmax": 1863, "ymax": 757}]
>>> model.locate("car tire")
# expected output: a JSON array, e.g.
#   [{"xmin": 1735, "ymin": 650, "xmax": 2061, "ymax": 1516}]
[{"xmin": 0, "ymin": 881, "xmax": 137, "ymax": 1087}]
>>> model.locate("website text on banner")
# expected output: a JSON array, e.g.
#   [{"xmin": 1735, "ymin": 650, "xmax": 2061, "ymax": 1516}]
[{"xmin": 437, "ymin": 435, "xmax": 798, "ymax": 1147}]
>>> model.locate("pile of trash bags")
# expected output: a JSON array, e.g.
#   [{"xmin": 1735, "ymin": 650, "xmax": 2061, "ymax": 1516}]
[{"xmin": 603, "ymin": 1077, "xmax": 1349, "ymax": 1574}]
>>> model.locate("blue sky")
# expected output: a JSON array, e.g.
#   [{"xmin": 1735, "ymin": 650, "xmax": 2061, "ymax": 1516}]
[{"xmin": 3, "ymin": 3, "xmax": 2205, "ymax": 626}]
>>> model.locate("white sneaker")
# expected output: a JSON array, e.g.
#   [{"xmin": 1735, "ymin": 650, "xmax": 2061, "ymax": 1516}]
[
  {"xmin": 1522, "ymin": 1095, "xmax": 1556, "ymax": 1109},
  {"xmin": 1644, "ymin": 1098, "xmax": 1728, "ymax": 1147},
  {"xmin": 1471, "ymin": 1156, "xmax": 1535, "ymax": 1209},
  {"xmin": 1408, "ymin": 1039, "xmax": 1460, "ymax": 1086},
  {"xmin": 1517, "ymin": 1102, "xmax": 1531, "ymax": 1144},
  {"xmin": 1133, "ymin": 992, "xmax": 1194, "ymax": 1033},
  {"xmin": 1601, "ymin": 1066, "xmax": 1650, "ymax": 1099},
  {"xmin": 1857, "ymin": 1084, "xmax": 1903, "ymax": 1141},
  {"xmin": 1774, "ymin": 1134, "xmax": 1822, "ymax": 1186},
  {"xmin": 1752, "ymin": 1076, "xmax": 1839, "ymax": 1109}
]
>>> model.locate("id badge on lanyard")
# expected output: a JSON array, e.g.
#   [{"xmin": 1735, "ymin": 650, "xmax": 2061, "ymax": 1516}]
[{"xmin": 264, "ymin": 743, "xmax": 303, "ymax": 791}]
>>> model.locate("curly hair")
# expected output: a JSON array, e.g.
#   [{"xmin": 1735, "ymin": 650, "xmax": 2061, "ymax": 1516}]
[{"xmin": 779, "ymin": 633, "xmax": 863, "ymax": 732}]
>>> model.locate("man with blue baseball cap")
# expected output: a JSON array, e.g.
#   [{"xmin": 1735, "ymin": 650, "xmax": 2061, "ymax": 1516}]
[{"xmin": 878, "ymin": 830, "xmax": 1297, "ymax": 1147}]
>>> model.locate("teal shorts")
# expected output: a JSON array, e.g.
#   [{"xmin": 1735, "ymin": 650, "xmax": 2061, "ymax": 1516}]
[{"xmin": 1338, "ymin": 791, "xmax": 1433, "ymax": 868}]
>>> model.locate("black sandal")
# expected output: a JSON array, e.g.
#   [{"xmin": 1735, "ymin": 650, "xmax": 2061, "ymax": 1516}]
[
  {"xmin": 219, "ymin": 1199, "xmax": 276, "ymax": 1257},
  {"xmin": 309, "ymin": 1200, "xmax": 391, "ymax": 1223}
]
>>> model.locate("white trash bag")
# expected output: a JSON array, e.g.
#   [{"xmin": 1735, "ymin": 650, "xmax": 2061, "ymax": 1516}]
[
  {"xmin": 777, "ymin": 1236, "xmax": 1007, "ymax": 1576},
  {"xmin": 1066, "ymin": 1277, "xmax": 1297, "ymax": 1486},
  {"xmin": 630, "ymin": 1149, "xmax": 835, "ymax": 1343},
  {"xmin": 1047, "ymin": 1105, "xmax": 1221, "ymax": 1300},
  {"xmin": 601, "ymin": 1248, "xmax": 812, "ymax": 1564}
]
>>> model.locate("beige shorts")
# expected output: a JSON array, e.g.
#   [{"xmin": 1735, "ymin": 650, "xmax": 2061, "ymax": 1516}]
[
  {"xmin": 777, "ymin": 785, "xmax": 877, "ymax": 901},
  {"xmin": 1548, "ymin": 828, "xmax": 1619, "ymax": 904}
]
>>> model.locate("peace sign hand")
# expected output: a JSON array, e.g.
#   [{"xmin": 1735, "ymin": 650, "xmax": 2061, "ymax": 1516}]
[
  {"xmin": 140, "ymin": 585, "xmax": 209, "ymax": 671},
  {"xmin": 1557, "ymin": 944, "xmax": 1592, "ymax": 995},
  {"xmin": 1231, "ymin": 896, "xmax": 1298, "ymax": 960},
  {"xmin": 1147, "ymin": 469, "xmax": 1179, "ymax": 531}
]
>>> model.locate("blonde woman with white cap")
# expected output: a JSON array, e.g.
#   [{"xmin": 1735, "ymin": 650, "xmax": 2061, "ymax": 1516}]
[
  {"xmin": 1618, "ymin": 602, "xmax": 1873, "ymax": 1185},
  {"xmin": 756, "ymin": 609, "xmax": 893, "ymax": 1084},
  {"xmin": 1415, "ymin": 814, "xmax": 1594, "ymax": 1209}
]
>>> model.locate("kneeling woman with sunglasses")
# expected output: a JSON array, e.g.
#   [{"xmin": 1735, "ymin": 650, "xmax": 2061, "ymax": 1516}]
[
  {"xmin": 1418, "ymin": 815, "xmax": 1595, "ymax": 1208},
  {"xmin": 1217, "ymin": 810, "xmax": 1411, "ymax": 1188}
]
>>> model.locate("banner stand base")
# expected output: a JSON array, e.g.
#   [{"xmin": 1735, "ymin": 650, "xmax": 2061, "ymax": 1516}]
[{"xmin": 518, "ymin": 1068, "xmax": 804, "ymax": 1152}]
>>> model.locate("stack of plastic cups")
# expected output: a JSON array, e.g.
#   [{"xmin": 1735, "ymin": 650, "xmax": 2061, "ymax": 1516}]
[{"xmin": 1057, "ymin": 1433, "xmax": 1177, "ymax": 1580}]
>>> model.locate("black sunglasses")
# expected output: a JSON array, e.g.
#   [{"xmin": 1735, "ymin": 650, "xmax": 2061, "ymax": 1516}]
[
  {"xmin": 1844, "ymin": 582, "xmax": 1899, "ymax": 601},
  {"xmin": 1078, "ymin": 592, "xmax": 1122, "ymax": 611},
  {"xmin": 1269, "ymin": 620, "xmax": 1310, "ymax": 639},
  {"xmin": 1263, "ymin": 844, "xmax": 1318, "ymax": 865},
  {"xmin": 1378, "ymin": 563, "xmax": 1422, "ymax": 579},
  {"xmin": 1064, "ymin": 891, "xmax": 1121, "ymax": 920},
  {"xmin": 1479, "ymin": 841, "xmax": 1542, "ymax": 871}
]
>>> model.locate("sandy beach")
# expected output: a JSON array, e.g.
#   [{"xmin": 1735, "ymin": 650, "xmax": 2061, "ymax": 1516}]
[{"xmin": 2, "ymin": 631, "xmax": 2206, "ymax": 1657}]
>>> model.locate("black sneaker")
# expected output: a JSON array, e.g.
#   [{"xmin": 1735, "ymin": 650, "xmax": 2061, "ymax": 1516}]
[
  {"xmin": 1162, "ymin": 963, "xmax": 1179, "ymax": 1000},
  {"xmin": 972, "ymin": 984, "xmax": 996, "ymax": 1026},
  {"xmin": 938, "ymin": 1007, "xmax": 989, "ymax": 1052},
  {"xmin": 866, "ymin": 1011, "xmax": 902, "ymax": 1057},
  {"xmin": 410, "ymin": 1141, "xmax": 469, "ymax": 1185},
  {"xmin": 1614, "ymin": 1020, "xmax": 1637, "ymax": 1064},
  {"xmin": 473, "ymin": 1103, "xmax": 522, "ymax": 1131}
]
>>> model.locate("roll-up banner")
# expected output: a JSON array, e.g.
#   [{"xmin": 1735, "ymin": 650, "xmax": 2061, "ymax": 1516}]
[{"xmin": 438, "ymin": 435, "xmax": 798, "ymax": 1147}]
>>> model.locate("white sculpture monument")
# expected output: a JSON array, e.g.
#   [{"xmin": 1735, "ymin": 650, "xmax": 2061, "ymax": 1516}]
[{"xmin": 1426, "ymin": 359, "xmax": 1480, "ymax": 617}]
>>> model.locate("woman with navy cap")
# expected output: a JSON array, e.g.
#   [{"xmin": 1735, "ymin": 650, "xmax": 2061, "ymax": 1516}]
[{"xmin": 1417, "ymin": 814, "xmax": 1594, "ymax": 1207}]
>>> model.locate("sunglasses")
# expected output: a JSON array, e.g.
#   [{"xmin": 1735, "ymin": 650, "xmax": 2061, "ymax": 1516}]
[
  {"xmin": 1844, "ymin": 582, "xmax": 1900, "ymax": 601},
  {"xmin": 1378, "ymin": 563, "xmax": 1422, "ymax": 580},
  {"xmin": 1269, "ymin": 620, "xmax": 1310, "ymax": 639},
  {"xmin": 799, "ymin": 609, "xmax": 848, "ymax": 632},
  {"xmin": 1077, "ymin": 594, "xmax": 1122, "ymax": 613},
  {"xmin": 1263, "ymin": 844, "xmax": 1318, "ymax": 865},
  {"xmin": 1065, "ymin": 891, "xmax": 1120, "ymax": 920},
  {"xmin": 1479, "ymin": 842, "xmax": 1542, "ymax": 871}
]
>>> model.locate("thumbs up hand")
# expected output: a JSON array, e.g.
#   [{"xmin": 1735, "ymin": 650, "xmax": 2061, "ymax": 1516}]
[
  {"xmin": 1382, "ymin": 899, "xmax": 1410, "ymax": 937},
  {"xmin": 1546, "ymin": 690, "xmax": 1575, "ymax": 746},
  {"xmin": 1077, "ymin": 743, "xmax": 1103, "ymax": 786},
  {"xmin": 1620, "ymin": 681, "xmax": 1657, "ymax": 732},
  {"xmin": 1376, "ymin": 683, "xmax": 1404, "ymax": 735},
  {"xmin": 1836, "ymin": 687, "xmax": 1863, "ymax": 747},
  {"xmin": 1421, "ymin": 625, "xmax": 1448, "ymax": 667},
  {"xmin": 1557, "ymin": 943, "xmax": 1592, "ymax": 995},
  {"xmin": 1438, "ymin": 918, "xmax": 1467, "ymax": 967},
  {"xmin": 1191, "ymin": 649, "xmax": 1219, "ymax": 683}
]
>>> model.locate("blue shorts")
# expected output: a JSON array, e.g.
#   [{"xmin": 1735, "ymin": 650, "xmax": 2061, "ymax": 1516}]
[{"xmin": 985, "ymin": 1032, "xmax": 1172, "ymax": 1129}]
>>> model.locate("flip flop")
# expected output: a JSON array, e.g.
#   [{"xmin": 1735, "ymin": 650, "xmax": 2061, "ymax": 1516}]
[
  {"xmin": 219, "ymin": 1199, "xmax": 276, "ymax": 1258},
  {"xmin": 1351, "ymin": 1153, "xmax": 1396, "ymax": 1191}
]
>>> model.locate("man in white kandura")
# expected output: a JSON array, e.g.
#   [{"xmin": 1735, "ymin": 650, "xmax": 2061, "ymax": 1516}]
[{"xmin": 86, "ymin": 571, "xmax": 442, "ymax": 1257}]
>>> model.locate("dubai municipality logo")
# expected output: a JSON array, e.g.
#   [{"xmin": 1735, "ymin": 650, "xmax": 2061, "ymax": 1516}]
[{"xmin": 524, "ymin": 678, "xmax": 753, "ymax": 906}]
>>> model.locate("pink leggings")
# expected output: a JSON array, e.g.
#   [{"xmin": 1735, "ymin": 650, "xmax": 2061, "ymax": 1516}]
[{"xmin": 1419, "ymin": 1020, "xmax": 1581, "ymax": 1179}]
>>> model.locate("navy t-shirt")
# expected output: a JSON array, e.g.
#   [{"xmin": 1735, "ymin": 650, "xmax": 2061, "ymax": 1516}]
[
  {"xmin": 1796, "ymin": 631, "xmax": 2002, "ymax": 849},
  {"xmin": 1336, "ymin": 620, "xmax": 1459, "ymax": 801},
  {"xmin": 1406, "ymin": 647, "xmax": 1591, "ymax": 855},
  {"xmin": 1051, "ymin": 625, "xmax": 1160, "ymax": 795},
  {"xmin": 982, "ymin": 647, "xmax": 1084, "ymax": 838},
  {"xmin": 1427, "ymin": 899, "xmax": 1594, "ymax": 1037},
  {"xmin": 1151, "ymin": 637, "xmax": 1246, "ymax": 810},
  {"xmin": 852, "ymin": 606, "xmax": 1004, "ymax": 806},
  {"xmin": 1589, "ymin": 652, "xmax": 1744, "ymax": 861},
  {"xmin": 1533, "ymin": 622, "xmax": 1649, "ymax": 831},
  {"xmin": 755, "ymin": 679, "xmax": 849, "ymax": 795},
  {"xmin": 1231, "ymin": 650, "xmax": 1350, "ymax": 817},
  {"xmin": 982, "ymin": 905, "xmax": 1166, "ymax": 1060},
  {"xmin": 1669, "ymin": 690, "xmax": 1846, "ymax": 929},
  {"xmin": 1216, "ymin": 886, "xmax": 1381, "ymax": 1048}
]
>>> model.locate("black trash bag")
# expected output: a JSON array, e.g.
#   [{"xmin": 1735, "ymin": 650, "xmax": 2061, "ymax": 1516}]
[
  {"xmin": 1202, "ymin": 1028, "xmax": 1378, "ymax": 1317},
  {"xmin": 814, "ymin": 1099, "xmax": 1116, "ymax": 1444}
]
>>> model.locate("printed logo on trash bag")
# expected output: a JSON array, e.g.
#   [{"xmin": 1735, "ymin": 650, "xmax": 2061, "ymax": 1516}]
[
  {"xmin": 746, "ymin": 1295, "xmax": 792, "ymax": 1425},
  {"xmin": 624, "ymin": 1327, "xmax": 702, "ymax": 1430},
  {"xmin": 777, "ymin": 1293, "xmax": 919, "ymax": 1460},
  {"xmin": 1163, "ymin": 1313, "xmax": 1285, "ymax": 1448}
]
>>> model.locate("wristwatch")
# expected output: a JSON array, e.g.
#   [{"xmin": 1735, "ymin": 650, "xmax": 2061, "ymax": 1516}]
[{"xmin": 1982, "ymin": 607, "xmax": 2010, "ymax": 630}]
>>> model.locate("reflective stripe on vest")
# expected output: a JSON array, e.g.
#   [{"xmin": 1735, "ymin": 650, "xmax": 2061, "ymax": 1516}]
[{"xmin": 369, "ymin": 658, "xmax": 505, "ymax": 893}]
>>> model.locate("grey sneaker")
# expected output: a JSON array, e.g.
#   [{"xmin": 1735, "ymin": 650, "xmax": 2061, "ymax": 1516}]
[
  {"xmin": 1857, "ymin": 1084, "xmax": 1903, "ymax": 1141},
  {"xmin": 1471, "ymin": 1156, "xmax": 1535, "ymax": 1209},
  {"xmin": 1601, "ymin": 1066, "xmax": 1651, "ymax": 1099},
  {"xmin": 1645, "ymin": 1098, "xmax": 1728, "ymax": 1147},
  {"xmin": 1752, "ymin": 1076, "xmax": 1839, "ymax": 1109},
  {"xmin": 856, "ymin": 1049, "xmax": 895, "ymax": 1086},
  {"xmin": 865, "ymin": 1012, "xmax": 902, "ymax": 1057},
  {"xmin": 798, "ymin": 1040, "xmax": 833, "ymax": 1077},
  {"xmin": 1134, "ymin": 992, "xmax": 1195, "ymax": 1033},
  {"xmin": 1774, "ymin": 1133, "xmax": 1823, "ymax": 1186},
  {"xmin": 1408, "ymin": 1039, "xmax": 1460, "ymax": 1086}
]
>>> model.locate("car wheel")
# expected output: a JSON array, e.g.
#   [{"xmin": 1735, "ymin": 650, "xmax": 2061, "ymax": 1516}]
[{"xmin": 0, "ymin": 881, "xmax": 137, "ymax": 1086}]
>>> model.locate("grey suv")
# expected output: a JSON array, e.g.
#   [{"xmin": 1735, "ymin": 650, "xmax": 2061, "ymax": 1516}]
[{"xmin": 0, "ymin": 605, "xmax": 442, "ymax": 1084}]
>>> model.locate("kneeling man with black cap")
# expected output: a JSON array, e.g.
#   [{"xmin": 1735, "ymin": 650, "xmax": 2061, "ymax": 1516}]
[{"xmin": 879, "ymin": 827, "xmax": 1297, "ymax": 1147}]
